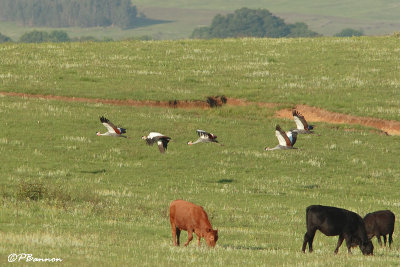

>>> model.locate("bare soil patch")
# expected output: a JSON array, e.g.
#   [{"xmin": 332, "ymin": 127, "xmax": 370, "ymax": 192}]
[
  {"xmin": 225, "ymin": 98, "xmax": 281, "ymax": 108},
  {"xmin": 2, "ymin": 91, "xmax": 400, "ymax": 136},
  {"xmin": 0, "ymin": 91, "xmax": 210, "ymax": 109}
]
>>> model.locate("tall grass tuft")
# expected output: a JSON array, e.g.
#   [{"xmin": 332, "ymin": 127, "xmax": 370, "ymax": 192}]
[{"xmin": 17, "ymin": 181, "xmax": 44, "ymax": 201}]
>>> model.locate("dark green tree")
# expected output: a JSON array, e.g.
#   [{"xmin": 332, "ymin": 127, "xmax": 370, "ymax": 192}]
[
  {"xmin": 19, "ymin": 30, "xmax": 49, "ymax": 43},
  {"xmin": 0, "ymin": 32, "xmax": 13, "ymax": 43},
  {"xmin": 191, "ymin": 8, "xmax": 319, "ymax": 39},
  {"xmin": 334, "ymin": 28, "xmax": 364, "ymax": 37},
  {"xmin": 49, "ymin": 30, "xmax": 70, "ymax": 42},
  {"xmin": 18, "ymin": 30, "xmax": 72, "ymax": 43}
]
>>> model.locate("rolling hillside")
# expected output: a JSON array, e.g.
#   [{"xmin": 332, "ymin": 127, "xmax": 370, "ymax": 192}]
[
  {"xmin": 136, "ymin": 0, "xmax": 400, "ymax": 37},
  {"xmin": 0, "ymin": 0, "xmax": 400, "ymax": 40},
  {"xmin": 1, "ymin": 37, "xmax": 399, "ymax": 120}
]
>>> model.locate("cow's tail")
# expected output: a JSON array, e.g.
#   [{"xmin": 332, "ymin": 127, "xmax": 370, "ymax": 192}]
[{"xmin": 305, "ymin": 206, "xmax": 312, "ymax": 218}]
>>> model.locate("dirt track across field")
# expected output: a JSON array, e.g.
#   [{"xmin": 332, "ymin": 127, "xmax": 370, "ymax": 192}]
[
  {"xmin": 2, "ymin": 91, "xmax": 400, "ymax": 136},
  {"xmin": 275, "ymin": 106, "xmax": 400, "ymax": 136},
  {"xmin": 0, "ymin": 91, "xmax": 210, "ymax": 109}
]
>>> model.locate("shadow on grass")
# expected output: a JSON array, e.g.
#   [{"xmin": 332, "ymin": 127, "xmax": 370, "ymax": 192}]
[
  {"xmin": 303, "ymin": 184, "xmax": 319, "ymax": 189},
  {"xmin": 221, "ymin": 244, "xmax": 267, "ymax": 251},
  {"xmin": 80, "ymin": 169, "xmax": 106, "ymax": 174},
  {"xmin": 217, "ymin": 179, "xmax": 234, "ymax": 184}
]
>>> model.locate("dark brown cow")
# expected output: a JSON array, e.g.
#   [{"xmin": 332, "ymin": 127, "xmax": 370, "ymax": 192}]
[
  {"xmin": 302, "ymin": 205, "xmax": 373, "ymax": 255},
  {"xmin": 169, "ymin": 199, "xmax": 218, "ymax": 247},
  {"xmin": 364, "ymin": 210, "xmax": 395, "ymax": 248}
]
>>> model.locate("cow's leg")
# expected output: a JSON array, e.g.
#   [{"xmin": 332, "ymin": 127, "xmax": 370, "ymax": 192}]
[
  {"xmin": 377, "ymin": 235, "xmax": 383, "ymax": 246},
  {"xmin": 197, "ymin": 233, "xmax": 201, "ymax": 246},
  {"xmin": 176, "ymin": 227, "xmax": 181, "ymax": 246},
  {"xmin": 302, "ymin": 229, "xmax": 316, "ymax": 253},
  {"xmin": 171, "ymin": 224, "xmax": 178, "ymax": 246},
  {"xmin": 382, "ymin": 235, "xmax": 387, "ymax": 246},
  {"xmin": 184, "ymin": 230, "xmax": 194, "ymax": 246},
  {"xmin": 334, "ymin": 234, "xmax": 344, "ymax": 254},
  {"xmin": 389, "ymin": 233, "xmax": 393, "ymax": 248},
  {"xmin": 343, "ymin": 235, "xmax": 353, "ymax": 254},
  {"xmin": 193, "ymin": 230, "xmax": 201, "ymax": 246}
]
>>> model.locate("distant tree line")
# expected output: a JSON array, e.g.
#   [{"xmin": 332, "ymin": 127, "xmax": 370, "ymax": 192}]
[
  {"xmin": 191, "ymin": 8, "xmax": 321, "ymax": 39},
  {"xmin": 0, "ymin": 30, "xmax": 155, "ymax": 43},
  {"xmin": 0, "ymin": 0, "xmax": 141, "ymax": 28},
  {"xmin": 0, "ymin": 27, "xmax": 367, "ymax": 43},
  {"xmin": 19, "ymin": 30, "xmax": 71, "ymax": 43}
]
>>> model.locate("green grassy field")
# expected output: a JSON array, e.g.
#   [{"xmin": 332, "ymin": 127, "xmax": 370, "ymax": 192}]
[
  {"xmin": 1, "ymin": 0, "xmax": 400, "ymax": 40},
  {"xmin": 1, "ymin": 37, "xmax": 400, "ymax": 266},
  {"xmin": 1, "ymin": 37, "xmax": 400, "ymax": 120}
]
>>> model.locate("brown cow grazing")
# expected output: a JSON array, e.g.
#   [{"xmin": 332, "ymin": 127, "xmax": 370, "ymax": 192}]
[
  {"xmin": 169, "ymin": 199, "xmax": 218, "ymax": 247},
  {"xmin": 302, "ymin": 205, "xmax": 373, "ymax": 255},
  {"xmin": 364, "ymin": 210, "xmax": 395, "ymax": 248}
]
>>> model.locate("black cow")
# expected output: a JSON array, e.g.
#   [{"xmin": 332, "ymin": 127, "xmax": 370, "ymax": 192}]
[
  {"xmin": 302, "ymin": 205, "xmax": 373, "ymax": 255},
  {"xmin": 364, "ymin": 210, "xmax": 395, "ymax": 248}
]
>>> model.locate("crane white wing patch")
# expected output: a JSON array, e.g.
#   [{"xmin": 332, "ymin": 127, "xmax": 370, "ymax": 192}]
[
  {"xmin": 275, "ymin": 130, "xmax": 287, "ymax": 146},
  {"xmin": 293, "ymin": 116, "xmax": 305, "ymax": 130},
  {"xmin": 103, "ymin": 122, "xmax": 119, "ymax": 134}
]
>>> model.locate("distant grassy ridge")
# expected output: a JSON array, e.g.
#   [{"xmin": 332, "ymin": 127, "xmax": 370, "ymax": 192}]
[
  {"xmin": 133, "ymin": 0, "xmax": 398, "ymax": 17},
  {"xmin": 1, "ymin": 37, "xmax": 400, "ymax": 120},
  {"xmin": 1, "ymin": 1, "xmax": 400, "ymax": 40},
  {"xmin": 134, "ymin": 0, "xmax": 400, "ymax": 21},
  {"xmin": 135, "ymin": 0, "xmax": 400, "ymax": 36}
]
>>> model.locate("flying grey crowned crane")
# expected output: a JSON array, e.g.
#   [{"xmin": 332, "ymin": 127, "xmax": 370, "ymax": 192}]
[
  {"xmin": 187, "ymin": 130, "xmax": 222, "ymax": 145},
  {"xmin": 97, "ymin": 116, "xmax": 127, "ymax": 137},
  {"xmin": 142, "ymin": 132, "xmax": 171, "ymax": 153},
  {"xmin": 292, "ymin": 110, "xmax": 314, "ymax": 134},
  {"xmin": 265, "ymin": 125, "xmax": 297, "ymax": 151}
]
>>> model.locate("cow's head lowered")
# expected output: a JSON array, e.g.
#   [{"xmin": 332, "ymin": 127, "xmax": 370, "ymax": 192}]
[
  {"xmin": 360, "ymin": 240, "xmax": 374, "ymax": 255},
  {"xmin": 205, "ymin": 228, "xmax": 218, "ymax": 247},
  {"xmin": 351, "ymin": 234, "xmax": 374, "ymax": 255}
]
